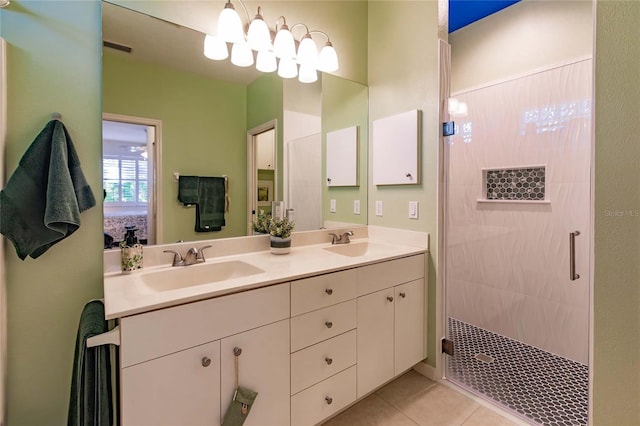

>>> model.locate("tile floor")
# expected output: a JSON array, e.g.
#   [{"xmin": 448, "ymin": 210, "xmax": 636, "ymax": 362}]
[{"xmin": 322, "ymin": 370, "xmax": 521, "ymax": 426}]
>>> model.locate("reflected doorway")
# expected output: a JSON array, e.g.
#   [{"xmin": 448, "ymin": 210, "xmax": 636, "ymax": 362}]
[
  {"xmin": 102, "ymin": 113, "xmax": 162, "ymax": 247},
  {"xmin": 247, "ymin": 121, "xmax": 277, "ymax": 234}
]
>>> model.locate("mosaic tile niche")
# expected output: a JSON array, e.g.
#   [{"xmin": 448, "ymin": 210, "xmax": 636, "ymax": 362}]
[{"xmin": 485, "ymin": 167, "xmax": 545, "ymax": 201}]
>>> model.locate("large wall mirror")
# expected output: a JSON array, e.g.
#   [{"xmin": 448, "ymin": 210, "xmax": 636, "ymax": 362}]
[{"xmin": 101, "ymin": 1, "xmax": 368, "ymax": 248}]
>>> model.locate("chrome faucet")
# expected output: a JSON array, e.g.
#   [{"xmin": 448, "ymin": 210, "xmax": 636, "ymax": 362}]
[
  {"xmin": 329, "ymin": 231, "xmax": 354, "ymax": 245},
  {"xmin": 163, "ymin": 245, "xmax": 212, "ymax": 266}
]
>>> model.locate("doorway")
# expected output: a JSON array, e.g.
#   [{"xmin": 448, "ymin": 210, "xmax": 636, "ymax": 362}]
[
  {"xmin": 102, "ymin": 113, "xmax": 162, "ymax": 246},
  {"xmin": 247, "ymin": 121, "xmax": 277, "ymax": 234}
]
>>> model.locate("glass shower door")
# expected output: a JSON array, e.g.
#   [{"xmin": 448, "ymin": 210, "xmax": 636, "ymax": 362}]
[{"xmin": 444, "ymin": 59, "xmax": 592, "ymax": 425}]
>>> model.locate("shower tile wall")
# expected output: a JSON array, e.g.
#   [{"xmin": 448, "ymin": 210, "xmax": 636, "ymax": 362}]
[{"xmin": 445, "ymin": 59, "xmax": 592, "ymax": 364}]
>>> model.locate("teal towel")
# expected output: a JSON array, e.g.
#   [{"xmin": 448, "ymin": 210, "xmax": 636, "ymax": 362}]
[
  {"xmin": 68, "ymin": 300, "xmax": 113, "ymax": 426},
  {"xmin": 0, "ymin": 120, "xmax": 96, "ymax": 259},
  {"xmin": 177, "ymin": 175, "xmax": 199, "ymax": 205},
  {"xmin": 195, "ymin": 177, "xmax": 226, "ymax": 232}
]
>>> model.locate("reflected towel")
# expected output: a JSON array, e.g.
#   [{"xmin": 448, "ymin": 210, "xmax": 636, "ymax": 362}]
[
  {"xmin": 177, "ymin": 175, "xmax": 199, "ymax": 205},
  {"xmin": 0, "ymin": 120, "xmax": 96, "ymax": 259},
  {"xmin": 68, "ymin": 300, "xmax": 113, "ymax": 426},
  {"xmin": 195, "ymin": 176, "xmax": 226, "ymax": 232}
]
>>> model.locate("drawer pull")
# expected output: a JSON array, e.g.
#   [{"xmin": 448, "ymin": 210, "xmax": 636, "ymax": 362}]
[
  {"xmin": 325, "ymin": 396, "xmax": 333, "ymax": 405},
  {"xmin": 325, "ymin": 357, "xmax": 333, "ymax": 365},
  {"xmin": 325, "ymin": 321, "xmax": 333, "ymax": 329},
  {"xmin": 201, "ymin": 357, "xmax": 211, "ymax": 367},
  {"xmin": 325, "ymin": 288, "xmax": 333, "ymax": 295},
  {"xmin": 387, "ymin": 296, "xmax": 394, "ymax": 302},
  {"xmin": 399, "ymin": 292, "xmax": 406, "ymax": 298}
]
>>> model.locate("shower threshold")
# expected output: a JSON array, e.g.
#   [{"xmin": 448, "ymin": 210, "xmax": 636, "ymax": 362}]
[{"xmin": 446, "ymin": 318, "xmax": 588, "ymax": 426}]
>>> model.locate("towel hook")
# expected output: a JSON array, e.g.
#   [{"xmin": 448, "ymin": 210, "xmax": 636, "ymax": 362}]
[{"xmin": 51, "ymin": 112, "xmax": 62, "ymax": 120}]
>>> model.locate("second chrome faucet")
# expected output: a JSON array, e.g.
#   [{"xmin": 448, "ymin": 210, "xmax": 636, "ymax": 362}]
[
  {"xmin": 329, "ymin": 231, "xmax": 354, "ymax": 245},
  {"xmin": 163, "ymin": 245, "xmax": 212, "ymax": 266}
]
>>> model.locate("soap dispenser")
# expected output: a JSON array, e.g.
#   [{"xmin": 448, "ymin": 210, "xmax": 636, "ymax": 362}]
[{"xmin": 120, "ymin": 226, "xmax": 143, "ymax": 273}]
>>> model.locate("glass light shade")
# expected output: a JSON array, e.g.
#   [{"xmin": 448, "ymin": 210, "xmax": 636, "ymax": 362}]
[
  {"xmin": 298, "ymin": 64, "xmax": 317, "ymax": 83},
  {"xmin": 231, "ymin": 42, "xmax": 254, "ymax": 67},
  {"xmin": 277, "ymin": 57, "xmax": 298, "ymax": 78},
  {"xmin": 204, "ymin": 34, "xmax": 229, "ymax": 60},
  {"xmin": 247, "ymin": 16, "xmax": 271, "ymax": 51},
  {"xmin": 317, "ymin": 41, "xmax": 339, "ymax": 72},
  {"xmin": 296, "ymin": 34, "xmax": 318, "ymax": 67},
  {"xmin": 256, "ymin": 50, "xmax": 277, "ymax": 73},
  {"xmin": 273, "ymin": 25, "xmax": 296, "ymax": 59},
  {"xmin": 217, "ymin": 2, "xmax": 245, "ymax": 44}
]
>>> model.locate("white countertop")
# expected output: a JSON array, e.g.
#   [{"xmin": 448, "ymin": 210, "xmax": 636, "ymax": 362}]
[{"xmin": 103, "ymin": 230, "xmax": 427, "ymax": 319}]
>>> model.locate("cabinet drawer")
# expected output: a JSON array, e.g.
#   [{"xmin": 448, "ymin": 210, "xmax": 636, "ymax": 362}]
[
  {"xmin": 291, "ymin": 269, "xmax": 357, "ymax": 316},
  {"xmin": 121, "ymin": 340, "xmax": 221, "ymax": 426},
  {"xmin": 121, "ymin": 283, "xmax": 290, "ymax": 367},
  {"xmin": 291, "ymin": 300, "xmax": 356, "ymax": 352},
  {"xmin": 291, "ymin": 365, "xmax": 356, "ymax": 426},
  {"xmin": 291, "ymin": 330, "xmax": 356, "ymax": 395},
  {"xmin": 357, "ymin": 254, "xmax": 425, "ymax": 296}
]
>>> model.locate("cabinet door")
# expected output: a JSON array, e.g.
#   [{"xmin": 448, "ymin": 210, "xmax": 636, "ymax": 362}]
[
  {"xmin": 395, "ymin": 279, "xmax": 426, "ymax": 375},
  {"xmin": 121, "ymin": 340, "xmax": 220, "ymax": 426},
  {"xmin": 220, "ymin": 320, "xmax": 290, "ymax": 426},
  {"xmin": 356, "ymin": 289, "xmax": 394, "ymax": 398}
]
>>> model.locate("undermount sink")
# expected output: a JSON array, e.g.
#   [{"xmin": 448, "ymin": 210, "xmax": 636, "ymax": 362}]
[
  {"xmin": 141, "ymin": 260, "xmax": 265, "ymax": 292},
  {"xmin": 323, "ymin": 242, "xmax": 376, "ymax": 257}
]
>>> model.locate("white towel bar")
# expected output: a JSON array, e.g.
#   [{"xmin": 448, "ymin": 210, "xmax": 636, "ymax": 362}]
[{"xmin": 86, "ymin": 325, "xmax": 120, "ymax": 348}]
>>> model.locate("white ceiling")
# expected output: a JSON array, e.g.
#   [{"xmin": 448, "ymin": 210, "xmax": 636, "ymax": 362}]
[{"xmin": 102, "ymin": 2, "xmax": 262, "ymax": 85}]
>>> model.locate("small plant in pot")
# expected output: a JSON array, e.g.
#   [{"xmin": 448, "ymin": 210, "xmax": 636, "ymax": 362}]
[
  {"xmin": 252, "ymin": 210, "xmax": 271, "ymax": 235},
  {"xmin": 268, "ymin": 216, "xmax": 295, "ymax": 254}
]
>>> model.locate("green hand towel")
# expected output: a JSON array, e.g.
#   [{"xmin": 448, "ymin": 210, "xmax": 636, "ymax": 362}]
[
  {"xmin": 0, "ymin": 120, "xmax": 96, "ymax": 259},
  {"xmin": 195, "ymin": 176, "xmax": 226, "ymax": 232},
  {"xmin": 177, "ymin": 175, "xmax": 199, "ymax": 205},
  {"xmin": 68, "ymin": 300, "xmax": 113, "ymax": 426}
]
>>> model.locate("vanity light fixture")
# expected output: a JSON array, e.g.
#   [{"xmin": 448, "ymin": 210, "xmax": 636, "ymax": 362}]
[{"xmin": 203, "ymin": 0, "xmax": 339, "ymax": 83}]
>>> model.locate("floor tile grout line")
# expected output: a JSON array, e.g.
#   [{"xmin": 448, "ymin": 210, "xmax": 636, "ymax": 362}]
[{"xmin": 372, "ymin": 394, "xmax": 422, "ymax": 426}]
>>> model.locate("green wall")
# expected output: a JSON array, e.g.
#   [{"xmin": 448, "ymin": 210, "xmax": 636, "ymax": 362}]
[
  {"xmin": 103, "ymin": 49, "xmax": 247, "ymax": 243},
  {"xmin": 593, "ymin": 1, "xmax": 640, "ymax": 423},
  {"xmin": 367, "ymin": 1, "xmax": 440, "ymax": 366},
  {"xmin": 0, "ymin": 1, "xmax": 103, "ymax": 425},
  {"xmin": 322, "ymin": 73, "xmax": 369, "ymax": 225}
]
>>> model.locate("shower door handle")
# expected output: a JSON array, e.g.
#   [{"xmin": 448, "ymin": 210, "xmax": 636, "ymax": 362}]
[{"xmin": 570, "ymin": 231, "xmax": 580, "ymax": 281}]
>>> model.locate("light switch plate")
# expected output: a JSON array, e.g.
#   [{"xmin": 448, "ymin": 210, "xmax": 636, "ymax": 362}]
[
  {"xmin": 409, "ymin": 201, "xmax": 419, "ymax": 219},
  {"xmin": 353, "ymin": 200, "xmax": 361, "ymax": 215},
  {"xmin": 330, "ymin": 199, "xmax": 336, "ymax": 213},
  {"xmin": 173, "ymin": 172, "xmax": 180, "ymax": 182},
  {"xmin": 375, "ymin": 200, "xmax": 383, "ymax": 217}
]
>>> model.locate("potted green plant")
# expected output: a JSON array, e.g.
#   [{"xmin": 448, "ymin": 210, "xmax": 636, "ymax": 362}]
[
  {"xmin": 252, "ymin": 210, "xmax": 271, "ymax": 234},
  {"xmin": 268, "ymin": 216, "xmax": 295, "ymax": 254}
]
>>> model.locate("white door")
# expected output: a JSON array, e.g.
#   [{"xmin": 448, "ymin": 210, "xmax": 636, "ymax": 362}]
[{"xmin": 121, "ymin": 340, "xmax": 221, "ymax": 425}]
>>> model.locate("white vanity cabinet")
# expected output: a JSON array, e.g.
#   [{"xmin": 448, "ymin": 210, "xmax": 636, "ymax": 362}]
[
  {"xmin": 119, "ymin": 283, "xmax": 290, "ymax": 426},
  {"xmin": 356, "ymin": 255, "xmax": 426, "ymax": 398},
  {"xmin": 116, "ymin": 252, "xmax": 426, "ymax": 426}
]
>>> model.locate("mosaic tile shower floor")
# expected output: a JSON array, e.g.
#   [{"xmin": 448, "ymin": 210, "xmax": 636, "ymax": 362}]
[{"xmin": 447, "ymin": 318, "xmax": 588, "ymax": 425}]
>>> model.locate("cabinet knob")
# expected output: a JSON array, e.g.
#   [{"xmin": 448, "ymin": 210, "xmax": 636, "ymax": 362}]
[
  {"xmin": 325, "ymin": 288, "xmax": 333, "ymax": 295},
  {"xmin": 325, "ymin": 396, "xmax": 333, "ymax": 405},
  {"xmin": 233, "ymin": 347, "xmax": 242, "ymax": 356},
  {"xmin": 399, "ymin": 292, "xmax": 406, "ymax": 298},
  {"xmin": 325, "ymin": 321, "xmax": 333, "ymax": 329},
  {"xmin": 387, "ymin": 296, "xmax": 394, "ymax": 302},
  {"xmin": 201, "ymin": 357, "xmax": 211, "ymax": 367},
  {"xmin": 325, "ymin": 357, "xmax": 333, "ymax": 365}
]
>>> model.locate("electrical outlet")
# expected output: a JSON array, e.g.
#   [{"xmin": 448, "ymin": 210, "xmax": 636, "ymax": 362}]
[
  {"xmin": 173, "ymin": 172, "xmax": 180, "ymax": 182},
  {"xmin": 330, "ymin": 199, "xmax": 336, "ymax": 213},
  {"xmin": 353, "ymin": 200, "xmax": 361, "ymax": 215},
  {"xmin": 375, "ymin": 200, "xmax": 383, "ymax": 217},
  {"xmin": 409, "ymin": 201, "xmax": 419, "ymax": 219}
]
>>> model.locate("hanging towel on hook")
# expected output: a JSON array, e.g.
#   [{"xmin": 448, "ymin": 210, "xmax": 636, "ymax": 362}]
[{"xmin": 0, "ymin": 119, "xmax": 96, "ymax": 259}]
